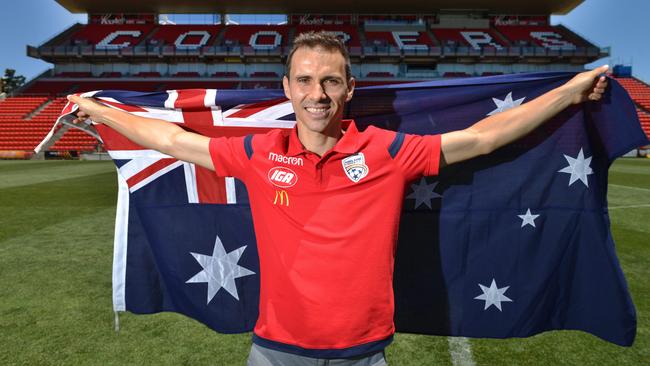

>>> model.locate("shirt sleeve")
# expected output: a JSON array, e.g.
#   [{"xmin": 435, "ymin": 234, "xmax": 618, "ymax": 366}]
[
  {"xmin": 208, "ymin": 136, "xmax": 250, "ymax": 179},
  {"xmin": 392, "ymin": 133, "xmax": 441, "ymax": 181}
]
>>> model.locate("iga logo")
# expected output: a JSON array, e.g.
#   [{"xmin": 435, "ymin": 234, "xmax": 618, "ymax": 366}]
[{"xmin": 268, "ymin": 167, "xmax": 298, "ymax": 188}]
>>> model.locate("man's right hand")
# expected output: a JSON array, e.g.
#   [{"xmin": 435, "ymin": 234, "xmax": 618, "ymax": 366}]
[{"xmin": 67, "ymin": 95, "xmax": 108, "ymax": 125}]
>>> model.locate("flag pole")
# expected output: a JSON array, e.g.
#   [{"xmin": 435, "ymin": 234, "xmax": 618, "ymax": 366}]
[{"xmin": 114, "ymin": 311, "xmax": 120, "ymax": 332}]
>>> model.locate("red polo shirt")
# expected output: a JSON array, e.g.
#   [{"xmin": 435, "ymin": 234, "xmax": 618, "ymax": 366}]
[{"xmin": 209, "ymin": 120, "xmax": 441, "ymax": 358}]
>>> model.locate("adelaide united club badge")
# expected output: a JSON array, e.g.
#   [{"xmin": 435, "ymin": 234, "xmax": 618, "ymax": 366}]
[{"xmin": 342, "ymin": 153, "xmax": 369, "ymax": 183}]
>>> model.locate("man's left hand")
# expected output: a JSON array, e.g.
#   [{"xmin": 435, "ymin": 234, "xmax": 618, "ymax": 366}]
[{"xmin": 565, "ymin": 65, "xmax": 609, "ymax": 105}]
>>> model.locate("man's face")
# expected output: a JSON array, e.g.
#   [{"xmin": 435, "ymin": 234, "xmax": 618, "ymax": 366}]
[{"xmin": 283, "ymin": 46, "xmax": 355, "ymax": 135}]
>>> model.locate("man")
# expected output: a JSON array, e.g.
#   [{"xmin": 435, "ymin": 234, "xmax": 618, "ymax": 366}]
[{"xmin": 69, "ymin": 32, "xmax": 608, "ymax": 365}]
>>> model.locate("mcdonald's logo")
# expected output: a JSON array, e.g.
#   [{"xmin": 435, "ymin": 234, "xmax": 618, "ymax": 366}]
[{"xmin": 274, "ymin": 190, "xmax": 290, "ymax": 206}]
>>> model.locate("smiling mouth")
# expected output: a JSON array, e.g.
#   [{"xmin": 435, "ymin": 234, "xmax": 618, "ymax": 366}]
[
  {"xmin": 306, "ymin": 106, "xmax": 328, "ymax": 112},
  {"xmin": 304, "ymin": 106, "xmax": 330, "ymax": 116}
]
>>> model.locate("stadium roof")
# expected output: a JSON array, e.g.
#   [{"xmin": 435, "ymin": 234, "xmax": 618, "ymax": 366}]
[{"xmin": 55, "ymin": 0, "xmax": 583, "ymax": 15}]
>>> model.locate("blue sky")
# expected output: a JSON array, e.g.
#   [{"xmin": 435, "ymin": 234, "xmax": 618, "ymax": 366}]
[
  {"xmin": 550, "ymin": 0, "xmax": 649, "ymax": 81},
  {"xmin": 0, "ymin": 0, "xmax": 647, "ymax": 82}
]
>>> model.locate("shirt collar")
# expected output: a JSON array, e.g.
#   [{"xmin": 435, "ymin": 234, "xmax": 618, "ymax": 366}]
[{"xmin": 286, "ymin": 119, "xmax": 360, "ymax": 156}]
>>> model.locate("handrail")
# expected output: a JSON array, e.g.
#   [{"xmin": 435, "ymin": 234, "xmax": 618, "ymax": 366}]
[{"xmin": 32, "ymin": 44, "xmax": 605, "ymax": 59}]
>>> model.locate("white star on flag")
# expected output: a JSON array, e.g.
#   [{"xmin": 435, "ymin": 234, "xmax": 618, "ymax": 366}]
[
  {"xmin": 518, "ymin": 208, "xmax": 540, "ymax": 228},
  {"xmin": 558, "ymin": 148, "xmax": 593, "ymax": 187},
  {"xmin": 474, "ymin": 278, "xmax": 513, "ymax": 311},
  {"xmin": 487, "ymin": 92, "xmax": 525, "ymax": 116},
  {"xmin": 406, "ymin": 177, "xmax": 441, "ymax": 209},
  {"xmin": 186, "ymin": 235, "xmax": 256, "ymax": 304}
]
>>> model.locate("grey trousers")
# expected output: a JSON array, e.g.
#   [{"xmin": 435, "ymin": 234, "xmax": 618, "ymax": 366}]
[{"xmin": 247, "ymin": 344, "xmax": 388, "ymax": 366}]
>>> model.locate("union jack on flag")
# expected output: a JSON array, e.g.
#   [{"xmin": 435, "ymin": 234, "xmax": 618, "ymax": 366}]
[
  {"xmin": 41, "ymin": 88, "xmax": 296, "ymax": 202},
  {"xmin": 96, "ymin": 89, "xmax": 295, "ymax": 204},
  {"xmin": 38, "ymin": 73, "xmax": 644, "ymax": 345}
]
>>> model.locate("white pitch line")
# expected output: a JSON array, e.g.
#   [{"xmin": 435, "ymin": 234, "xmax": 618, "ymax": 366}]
[
  {"xmin": 609, "ymin": 184, "xmax": 650, "ymax": 192},
  {"xmin": 448, "ymin": 337, "xmax": 476, "ymax": 366},
  {"xmin": 608, "ymin": 204, "xmax": 650, "ymax": 210}
]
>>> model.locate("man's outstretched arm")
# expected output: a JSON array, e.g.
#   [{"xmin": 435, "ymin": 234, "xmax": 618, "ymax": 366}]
[
  {"xmin": 68, "ymin": 95, "xmax": 214, "ymax": 171},
  {"xmin": 440, "ymin": 65, "xmax": 609, "ymax": 166}
]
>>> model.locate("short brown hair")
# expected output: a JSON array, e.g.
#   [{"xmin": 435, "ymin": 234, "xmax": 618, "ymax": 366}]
[{"xmin": 285, "ymin": 31, "xmax": 352, "ymax": 81}]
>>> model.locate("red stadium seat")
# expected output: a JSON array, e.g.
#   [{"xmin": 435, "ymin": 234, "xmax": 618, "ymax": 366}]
[
  {"xmin": 173, "ymin": 72, "xmax": 202, "ymax": 78},
  {"xmin": 240, "ymin": 81, "xmax": 281, "ymax": 89},
  {"xmin": 133, "ymin": 72, "xmax": 162, "ymax": 78},
  {"xmin": 100, "ymin": 72, "xmax": 123, "ymax": 77},
  {"xmin": 249, "ymin": 71, "xmax": 279, "ymax": 78},
  {"xmin": 73, "ymin": 81, "xmax": 163, "ymax": 92},
  {"xmin": 164, "ymin": 81, "xmax": 239, "ymax": 89},
  {"xmin": 211, "ymin": 71, "xmax": 240, "ymax": 78},
  {"xmin": 55, "ymin": 72, "xmax": 94, "ymax": 78},
  {"xmin": 443, "ymin": 72, "xmax": 472, "ymax": 78},
  {"xmin": 0, "ymin": 96, "xmax": 100, "ymax": 152},
  {"xmin": 355, "ymin": 80, "xmax": 416, "ymax": 87},
  {"xmin": 21, "ymin": 81, "xmax": 79, "ymax": 95},
  {"xmin": 613, "ymin": 77, "xmax": 650, "ymax": 139},
  {"xmin": 366, "ymin": 72, "xmax": 394, "ymax": 77}
]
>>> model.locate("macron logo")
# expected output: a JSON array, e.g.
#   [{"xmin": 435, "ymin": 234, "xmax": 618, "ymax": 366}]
[{"xmin": 268, "ymin": 152, "xmax": 304, "ymax": 166}]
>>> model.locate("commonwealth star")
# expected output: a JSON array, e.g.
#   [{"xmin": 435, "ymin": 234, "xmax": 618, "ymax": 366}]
[
  {"xmin": 487, "ymin": 92, "xmax": 525, "ymax": 116},
  {"xmin": 186, "ymin": 235, "xmax": 256, "ymax": 303},
  {"xmin": 558, "ymin": 148, "xmax": 593, "ymax": 187},
  {"xmin": 474, "ymin": 278, "xmax": 513, "ymax": 311},
  {"xmin": 406, "ymin": 177, "xmax": 442, "ymax": 209}
]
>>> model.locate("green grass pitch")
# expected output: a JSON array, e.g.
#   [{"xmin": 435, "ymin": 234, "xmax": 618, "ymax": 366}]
[{"xmin": 0, "ymin": 159, "xmax": 648, "ymax": 365}]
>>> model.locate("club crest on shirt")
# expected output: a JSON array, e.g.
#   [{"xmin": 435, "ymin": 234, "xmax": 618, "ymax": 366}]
[{"xmin": 342, "ymin": 153, "xmax": 369, "ymax": 183}]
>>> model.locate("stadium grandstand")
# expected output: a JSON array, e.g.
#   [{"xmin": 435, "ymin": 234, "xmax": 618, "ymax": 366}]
[{"xmin": 0, "ymin": 0, "xmax": 648, "ymax": 158}]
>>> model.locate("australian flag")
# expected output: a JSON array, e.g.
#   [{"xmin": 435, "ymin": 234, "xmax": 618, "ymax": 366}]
[{"xmin": 41, "ymin": 72, "xmax": 646, "ymax": 345}]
